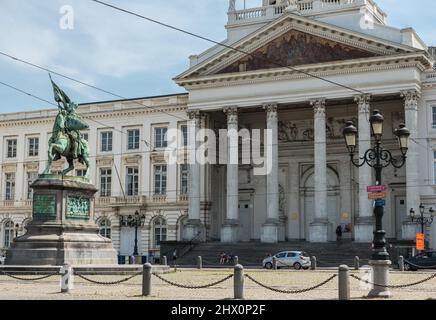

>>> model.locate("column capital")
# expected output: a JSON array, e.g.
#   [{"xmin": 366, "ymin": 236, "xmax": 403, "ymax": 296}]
[
  {"xmin": 310, "ymin": 98, "xmax": 326, "ymax": 116},
  {"xmin": 187, "ymin": 110, "xmax": 201, "ymax": 120},
  {"xmin": 262, "ymin": 102, "xmax": 278, "ymax": 114},
  {"xmin": 354, "ymin": 94, "xmax": 371, "ymax": 114},
  {"xmin": 401, "ymin": 90, "xmax": 421, "ymax": 111},
  {"xmin": 223, "ymin": 106, "xmax": 238, "ymax": 124}
]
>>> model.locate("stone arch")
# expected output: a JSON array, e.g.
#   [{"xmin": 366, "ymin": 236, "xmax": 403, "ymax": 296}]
[{"xmin": 300, "ymin": 165, "xmax": 341, "ymax": 241}]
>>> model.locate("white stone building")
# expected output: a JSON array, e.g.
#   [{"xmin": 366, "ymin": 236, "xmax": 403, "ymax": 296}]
[
  {"xmin": 1, "ymin": 0, "xmax": 436, "ymax": 255},
  {"xmin": 0, "ymin": 94, "xmax": 190, "ymax": 257}
]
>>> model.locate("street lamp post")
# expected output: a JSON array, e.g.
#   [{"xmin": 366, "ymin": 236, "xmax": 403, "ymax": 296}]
[
  {"xmin": 343, "ymin": 110, "xmax": 410, "ymax": 297},
  {"xmin": 120, "ymin": 211, "xmax": 146, "ymax": 257},
  {"xmin": 409, "ymin": 204, "xmax": 435, "ymax": 249}
]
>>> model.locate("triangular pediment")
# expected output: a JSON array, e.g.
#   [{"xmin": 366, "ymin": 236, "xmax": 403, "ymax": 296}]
[
  {"xmin": 217, "ymin": 29, "xmax": 378, "ymax": 74},
  {"xmin": 175, "ymin": 13, "xmax": 417, "ymax": 82}
]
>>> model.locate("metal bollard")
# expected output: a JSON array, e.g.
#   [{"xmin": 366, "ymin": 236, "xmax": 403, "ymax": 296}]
[
  {"xmin": 398, "ymin": 256, "xmax": 405, "ymax": 271},
  {"xmin": 311, "ymin": 256, "xmax": 317, "ymax": 270},
  {"xmin": 162, "ymin": 256, "xmax": 168, "ymax": 266},
  {"xmin": 142, "ymin": 263, "xmax": 152, "ymax": 296},
  {"xmin": 60, "ymin": 263, "xmax": 74, "ymax": 293},
  {"xmin": 234, "ymin": 264, "xmax": 244, "ymax": 299},
  {"xmin": 338, "ymin": 265, "xmax": 350, "ymax": 300},
  {"xmin": 354, "ymin": 256, "xmax": 360, "ymax": 270},
  {"xmin": 197, "ymin": 256, "xmax": 203, "ymax": 269},
  {"xmin": 234, "ymin": 256, "xmax": 239, "ymax": 266},
  {"xmin": 272, "ymin": 257, "xmax": 277, "ymax": 270}
]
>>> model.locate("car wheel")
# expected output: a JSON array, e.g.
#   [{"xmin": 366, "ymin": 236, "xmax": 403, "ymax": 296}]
[
  {"xmin": 294, "ymin": 262, "xmax": 302, "ymax": 270},
  {"xmin": 265, "ymin": 262, "xmax": 272, "ymax": 269}
]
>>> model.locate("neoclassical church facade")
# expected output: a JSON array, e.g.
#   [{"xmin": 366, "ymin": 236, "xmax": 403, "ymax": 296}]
[
  {"xmin": 0, "ymin": 0, "xmax": 436, "ymax": 257},
  {"xmin": 176, "ymin": 0, "xmax": 436, "ymax": 246}
]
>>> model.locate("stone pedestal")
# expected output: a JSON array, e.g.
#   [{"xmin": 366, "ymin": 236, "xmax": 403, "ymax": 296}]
[
  {"xmin": 221, "ymin": 220, "xmax": 239, "ymax": 243},
  {"xmin": 261, "ymin": 219, "xmax": 279, "ymax": 243},
  {"xmin": 5, "ymin": 175, "xmax": 117, "ymax": 266},
  {"xmin": 182, "ymin": 219, "xmax": 205, "ymax": 241},
  {"xmin": 354, "ymin": 216, "xmax": 374, "ymax": 243},
  {"xmin": 309, "ymin": 219, "xmax": 329, "ymax": 242},
  {"xmin": 368, "ymin": 260, "xmax": 392, "ymax": 298}
]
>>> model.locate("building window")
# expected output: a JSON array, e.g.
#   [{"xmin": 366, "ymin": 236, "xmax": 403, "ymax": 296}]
[
  {"xmin": 181, "ymin": 125, "xmax": 188, "ymax": 146},
  {"xmin": 28, "ymin": 137, "xmax": 39, "ymax": 157},
  {"xmin": 99, "ymin": 218, "xmax": 111, "ymax": 239},
  {"xmin": 3, "ymin": 220, "xmax": 14, "ymax": 248},
  {"xmin": 153, "ymin": 217, "xmax": 167, "ymax": 247},
  {"xmin": 100, "ymin": 168, "xmax": 112, "ymax": 197},
  {"xmin": 154, "ymin": 127, "xmax": 168, "ymax": 149},
  {"xmin": 180, "ymin": 164, "xmax": 189, "ymax": 195},
  {"xmin": 434, "ymin": 151, "xmax": 436, "ymax": 184},
  {"xmin": 7, "ymin": 139, "xmax": 17, "ymax": 158},
  {"xmin": 76, "ymin": 170, "xmax": 86, "ymax": 177},
  {"xmin": 27, "ymin": 172, "xmax": 38, "ymax": 200},
  {"xmin": 127, "ymin": 129, "xmax": 140, "ymax": 150},
  {"xmin": 5, "ymin": 173, "xmax": 15, "ymax": 200},
  {"xmin": 101, "ymin": 132, "xmax": 113, "ymax": 152},
  {"xmin": 126, "ymin": 167, "xmax": 139, "ymax": 196},
  {"xmin": 154, "ymin": 165, "xmax": 167, "ymax": 195}
]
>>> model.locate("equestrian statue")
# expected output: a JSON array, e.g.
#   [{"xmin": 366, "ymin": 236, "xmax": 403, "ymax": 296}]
[{"xmin": 43, "ymin": 75, "xmax": 91, "ymax": 177}]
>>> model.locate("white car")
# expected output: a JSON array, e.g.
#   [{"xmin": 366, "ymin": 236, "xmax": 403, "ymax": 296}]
[{"xmin": 262, "ymin": 251, "xmax": 311, "ymax": 270}]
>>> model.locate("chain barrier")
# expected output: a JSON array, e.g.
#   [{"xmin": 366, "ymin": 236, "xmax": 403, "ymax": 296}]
[
  {"xmin": 350, "ymin": 273, "xmax": 436, "ymax": 289},
  {"xmin": 0, "ymin": 271, "xmax": 59, "ymax": 281},
  {"xmin": 152, "ymin": 272, "xmax": 233, "ymax": 289},
  {"xmin": 245, "ymin": 273, "xmax": 337, "ymax": 294},
  {"xmin": 75, "ymin": 272, "xmax": 142, "ymax": 285},
  {"xmin": 404, "ymin": 260, "xmax": 436, "ymax": 269}
]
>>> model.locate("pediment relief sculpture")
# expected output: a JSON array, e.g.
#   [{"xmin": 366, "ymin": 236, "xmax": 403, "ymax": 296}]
[{"xmin": 217, "ymin": 30, "xmax": 378, "ymax": 74}]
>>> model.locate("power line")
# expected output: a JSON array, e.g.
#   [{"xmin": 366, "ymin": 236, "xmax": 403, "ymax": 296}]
[
  {"xmin": 89, "ymin": 0, "xmax": 367, "ymax": 95},
  {"xmin": 0, "ymin": 50, "xmax": 189, "ymax": 125}
]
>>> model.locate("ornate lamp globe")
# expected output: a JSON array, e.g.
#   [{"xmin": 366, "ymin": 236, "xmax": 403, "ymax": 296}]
[
  {"xmin": 419, "ymin": 203, "xmax": 425, "ymax": 215},
  {"xmin": 343, "ymin": 121, "xmax": 358, "ymax": 154},
  {"xmin": 369, "ymin": 110, "xmax": 384, "ymax": 138},
  {"xmin": 394, "ymin": 123, "xmax": 410, "ymax": 156},
  {"xmin": 410, "ymin": 208, "xmax": 416, "ymax": 217}
]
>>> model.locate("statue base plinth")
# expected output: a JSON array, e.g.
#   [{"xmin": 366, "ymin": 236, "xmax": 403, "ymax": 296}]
[{"xmin": 5, "ymin": 175, "xmax": 117, "ymax": 266}]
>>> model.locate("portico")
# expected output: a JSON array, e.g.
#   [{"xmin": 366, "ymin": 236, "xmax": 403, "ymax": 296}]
[{"xmin": 175, "ymin": 1, "xmax": 433, "ymax": 243}]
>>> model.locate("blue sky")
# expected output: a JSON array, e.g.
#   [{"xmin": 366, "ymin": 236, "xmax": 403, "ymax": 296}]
[{"xmin": 0, "ymin": 0, "xmax": 435, "ymax": 113}]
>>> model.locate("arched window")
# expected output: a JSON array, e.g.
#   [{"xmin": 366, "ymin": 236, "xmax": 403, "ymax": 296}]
[
  {"xmin": 99, "ymin": 218, "xmax": 111, "ymax": 239},
  {"xmin": 3, "ymin": 220, "xmax": 15, "ymax": 248},
  {"xmin": 153, "ymin": 217, "xmax": 167, "ymax": 247}
]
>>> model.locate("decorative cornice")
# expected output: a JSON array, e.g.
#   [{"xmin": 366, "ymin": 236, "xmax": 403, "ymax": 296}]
[
  {"xmin": 179, "ymin": 56, "xmax": 428, "ymax": 90},
  {"xmin": 355, "ymin": 94, "xmax": 371, "ymax": 114}
]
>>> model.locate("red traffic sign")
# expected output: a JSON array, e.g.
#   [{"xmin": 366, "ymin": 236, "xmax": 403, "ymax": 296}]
[
  {"xmin": 368, "ymin": 192, "xmax": 386, "ymax": 200},
  {"xmin": 367, "ymin": 185, "xmax": 386, "ymax": 193}
]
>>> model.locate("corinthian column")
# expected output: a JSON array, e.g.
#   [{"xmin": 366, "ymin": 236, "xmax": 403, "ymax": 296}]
[
  {"xmin": 309, "ymin": 98, "xmax": 329, "ymax": 242},
  {"xmin": 401, "ymin": 90, "xmax": 421, "ymax": 240},
  {"xmin": 354, "ymin": 94, "xmax": 374, "ymax": 242},
  {"xmin": 261, "ymin": 103, "xmax": 280, "ymax": 243},
  {"xmin": 183, "ymin": 110, "xmax": 204, "ymax": 241},
  {"xmin": 221, "ymin": 106, "xmax": 239, "ymax": 243}
]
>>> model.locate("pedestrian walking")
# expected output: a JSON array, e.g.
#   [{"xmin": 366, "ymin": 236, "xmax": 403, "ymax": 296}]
[{"xmin": 336, "ymin": 225, "xmax": 343, "ymax": 242}]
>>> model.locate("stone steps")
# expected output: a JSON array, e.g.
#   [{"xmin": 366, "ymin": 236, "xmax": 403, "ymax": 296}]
[{"xmin": 175, "ymin": 241, "xmax": 373, "ymax": 267}]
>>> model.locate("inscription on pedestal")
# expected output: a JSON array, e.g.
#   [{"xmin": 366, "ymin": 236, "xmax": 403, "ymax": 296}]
[
  {"xmin": 67, "ymin": 195, "xmax": 90, "ymax": 220},
  {"xmin": 33, "ymin": 194, "xmax": 57, "ymax": 219}
]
